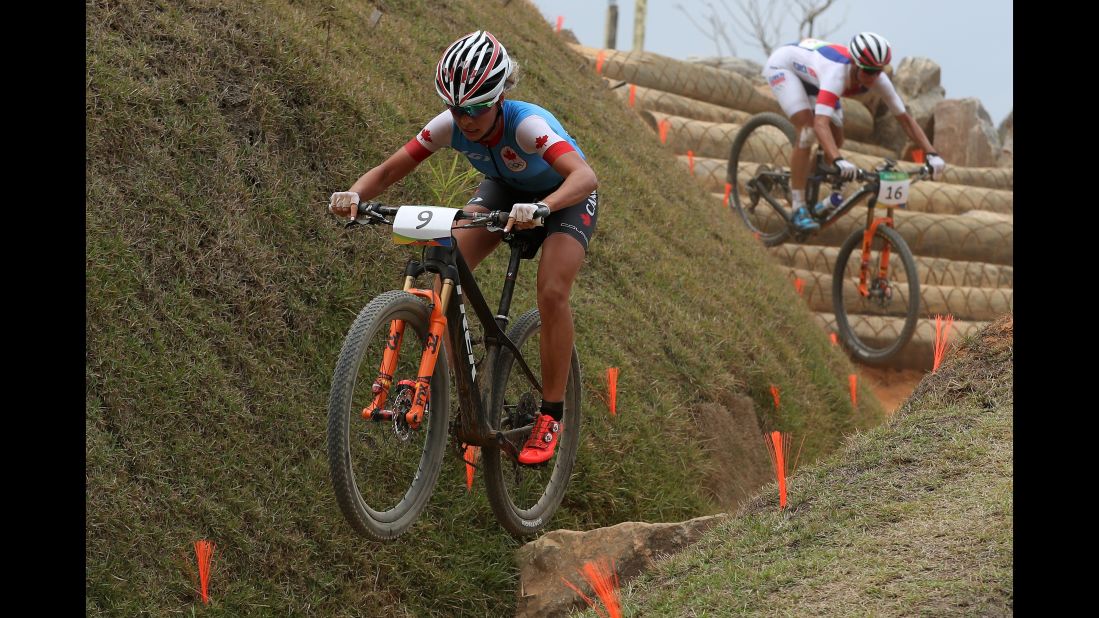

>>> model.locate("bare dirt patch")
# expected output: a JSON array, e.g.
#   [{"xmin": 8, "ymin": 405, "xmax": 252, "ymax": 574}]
[{"xmin": 855, "ymin": 364, "xmax": 926, "ymax": 415}]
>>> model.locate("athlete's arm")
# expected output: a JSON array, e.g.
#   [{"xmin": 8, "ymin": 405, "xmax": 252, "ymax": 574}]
[
  {"xmin": 542, "ymin": 151, "xmax": 598, "ymax": 211},
  {"xmin": 895, "ymin": 113, "xmax": 935, "ymax": 156},
  {"xmin": 514, "ymin": 115, "xmax": 598, "ymax": 211},
  {"xmin": 339, "ymin": 112, "xmax": 452, "ymax": 212},
  {"xmin": 813, "ymin": 113, "xmax": 844, "ymax": 161},
  {"xmin": 811, "ymin": 65, "xmax": 847, "ymax": 162}
]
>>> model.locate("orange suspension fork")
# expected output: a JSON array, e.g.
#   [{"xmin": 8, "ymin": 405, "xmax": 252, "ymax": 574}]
[
  {"xmin": 858, "ymin": 215, "xmax": 893, "ymax": 297},
  {"xmin": 362, "ymin": 275, "xmax": 416, "ymax": 421},
  {"xmin": 403, "ymin": 279, "xmax": 453, "ymax": 430}
]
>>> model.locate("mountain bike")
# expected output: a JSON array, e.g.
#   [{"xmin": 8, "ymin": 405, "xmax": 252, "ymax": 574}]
[
  {"xmin": 327, "ymin": 202, "xmax": 581, "ymax": 540},
  {"xmin": 726, "ymin": 112, "xmax": 933, "ymax": 365}
]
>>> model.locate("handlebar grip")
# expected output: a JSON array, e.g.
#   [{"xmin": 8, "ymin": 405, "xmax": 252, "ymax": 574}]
[
  {"xmin": 357, "ymin": 202, "xmax": 398, "ymax": 217},
  {"xmin": 534, "ymin": 204, "xmax": 551, "ymax": 220}
]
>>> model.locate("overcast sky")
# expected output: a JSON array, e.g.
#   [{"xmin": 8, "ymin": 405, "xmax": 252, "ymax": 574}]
[{"xmin": 528, "ymin": 0, "xmax": 1013, "ymax": 125}]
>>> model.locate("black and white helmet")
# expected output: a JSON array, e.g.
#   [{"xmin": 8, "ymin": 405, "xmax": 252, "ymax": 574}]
[
  {"xmin": 848, "ymin": 32, "xmax": 892, "ymax": 69},
  {"xmin": 435, "ymin": 31, "xmax": 513, "ymax": 106}
]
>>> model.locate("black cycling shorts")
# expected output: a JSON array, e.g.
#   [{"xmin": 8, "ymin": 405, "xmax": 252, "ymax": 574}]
[{"xmin": 466, "ymin": 177, "xmax": 598, "ymax": 257}]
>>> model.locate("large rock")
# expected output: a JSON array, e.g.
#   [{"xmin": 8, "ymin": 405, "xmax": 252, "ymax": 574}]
[
  {"xmin": 515, "ymin": 515, "xmax": 727, "ymax": 618},
  {"xmin": 932, "ymin": 98, "xmax": 1002, "ymax": 168},
  {"xmin": 998, "ymin": 109, "xmax": 1013, "ymax": 167},
  {"xmin": 893, "ymin": 57, "xmax": 944, "ymax": 99}
]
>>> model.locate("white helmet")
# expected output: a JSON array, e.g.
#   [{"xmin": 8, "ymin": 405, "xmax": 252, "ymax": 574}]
[
  {"xmin": 435, "ymin": 31, "xmax": 513, "ymax": 106},
  {"xmin": 848, "ymin": 32, "xmax": 892, "ymax": 70}
]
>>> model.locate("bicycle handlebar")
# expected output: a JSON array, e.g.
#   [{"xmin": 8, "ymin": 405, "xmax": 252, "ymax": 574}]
[
  {"xmin": 818, "ymin": 160, "xmax": 933, "ymax": 183},
  {"xmin": 353, "ymin": 202, "xmax": 551, "ymax": 228}
]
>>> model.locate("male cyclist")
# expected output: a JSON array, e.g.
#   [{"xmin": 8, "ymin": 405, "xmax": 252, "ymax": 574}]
[
  {"xmin": 329, "ymin": 31, "xmax": 599, "ymax": 465},
  {"xmin": 762, "ymin": 32, "xmax": 946, "ymax": 232}
]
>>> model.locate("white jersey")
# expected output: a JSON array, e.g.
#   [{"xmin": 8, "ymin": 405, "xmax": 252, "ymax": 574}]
[{"xmin": 763, "ymin": 39, "xmax": 906, "ymax": 120}]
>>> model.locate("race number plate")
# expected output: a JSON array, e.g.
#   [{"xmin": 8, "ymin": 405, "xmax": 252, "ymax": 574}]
[
  {"xmin": 876, "ymin": 171, "xmax": 911, "ymax": 207},
  {"xmin": 392, "ymin": 206, "xmax": 459, "ymax": 246}
]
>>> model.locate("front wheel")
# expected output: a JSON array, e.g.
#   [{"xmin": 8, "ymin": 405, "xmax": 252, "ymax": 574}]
[
  {"xmin": 832, "ymin": 224, "xmax": 920, "ymax": 365},
  {"xmin": 726, "ymin": 112, "xmax": 796, "ymax": 247},
  {"xmin": 327, "ymin": 290, "xmax": 450, "ymax": 540},
  {"xmin": 482, "ymin": 308, "xmax": 582, "ymax": 539}
]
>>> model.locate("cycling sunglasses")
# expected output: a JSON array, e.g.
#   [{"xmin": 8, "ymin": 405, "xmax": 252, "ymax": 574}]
[
  {"xmin": 447, "ymin": 101, "xmax": 497, "ymax": 118},
  {"xmin": 857, "ymin": 66, "xmax": 883, "ymax": 75}
]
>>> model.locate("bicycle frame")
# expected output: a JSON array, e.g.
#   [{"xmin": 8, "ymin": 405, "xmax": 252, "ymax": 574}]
[
  {"xmin": 752, "ymin": 151, "xmax": 901, "ymax": 235},
  {"xmin": 760, "ymin": 153, "xmax": 906, "ymax": 300},
  {"xmin": 364, "ymin": 234, "xmax": 544, "ymax": 456}
]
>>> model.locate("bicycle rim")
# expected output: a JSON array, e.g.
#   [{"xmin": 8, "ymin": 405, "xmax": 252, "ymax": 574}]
[
  {"xmin": 327, "ymin": 290, "xmax": 450, "ymax": 540},
  {"xmin": 832, "ymin": 225, "xmax": 921, "ymax": 365},
  {"xmin": 727, "ymin": 112, "xmax": 795, "ymax": 247},
  {"xmin": 483, "ymin": 308, "xmax": 581, "ymax": 539}
]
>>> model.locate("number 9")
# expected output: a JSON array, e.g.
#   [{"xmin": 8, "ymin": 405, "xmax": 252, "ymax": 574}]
[{"xmin": 416, "ymin": 210, "xmax": 433, "ymax": 229}]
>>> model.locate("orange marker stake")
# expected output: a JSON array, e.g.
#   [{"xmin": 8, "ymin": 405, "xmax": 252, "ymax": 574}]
[
  {"xmin": 595, "ymin": 50, "xmax": 606, "ymax": 75},
  {"xmin": 933, "ymin": 314, "xmax": 955, "ymax": 372},
  {"xmin": 687, "ymin": 150, "xmax": 695, "ymax": 175},
  {"xmin": 464, "ymin": 445, "xmax": 480, "ymax": 491},
  {"xmin": 830, "ymin": 332, "xmax": 838, "ymax": 346},
  {"xmin": 658, "ymin": 118, "xmax": 669, "ymax": 144},
  {"xmin": 194, "ymin": 540, "xmax": 215, "ymax": 604},
  {"xmin": 770, "ymin": 384, "xmax": 780, "ymax": 412},
  {"xmin": 606, "ymin": 367, "xmax": 619, "ymax": 416},
  {"xmin": 794, "ymin": 277, "xmax": 804, "ymax": 297},
  {"xmin": 764, "ymin": 431, "xmax": 789, "ymax": 510},
  {"xmin": 561, "ymin": 558, "xmax": 622, "ymax": 618},
  {"xmin": 555, "ymin": 16, "xmax": 563, "ymax": 32},
  {"xmin": 849, "ymin": 374, "xmax": 858, "ymax": 406},
  {"xmin": 628, "ymin": 84, "xmax": 636, "ymax": 107},
  {"xmin": 722, "ymin": 182, "xmax": 732, "ymax": 207},
  {"xmin": 911, "ymin": 148, "xmax": 925, "ymax": 163}
]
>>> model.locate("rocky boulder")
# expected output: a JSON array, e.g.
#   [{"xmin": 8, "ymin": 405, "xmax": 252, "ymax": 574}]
[
  {"xmin": 893, "ymin": 57, "xmax": 945, "ymax": 99},
  {"xmin": 998, "ymin": 109, "xmax": 1013, "ymax": 167},
  {"xmin": 515, "ymin": 515, "xmax": 727, "ymax": 617},
  {"xmin": 933, "ymin": 97, "xmax": 1002, "ymax": 168}
]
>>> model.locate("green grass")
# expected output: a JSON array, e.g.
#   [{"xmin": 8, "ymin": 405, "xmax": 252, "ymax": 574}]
[
  {"xmin": 594, "ymin": 315, "xmax": 1013, "ymax": 617},
  {"xmin": 86, "ymin": 0, "xmax": 885, "ymax": 614}
]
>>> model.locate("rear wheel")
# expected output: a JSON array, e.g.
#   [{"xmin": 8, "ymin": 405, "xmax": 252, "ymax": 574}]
[
  {"xmin": 726, "ymin": 112, "xmax": 796, "ymax": 247},
  {"xmin": 482, "ymin": 308, "xmax": 582, "ymax": 539},
  {"xmin": 832, "ymin": 225, "xmax": 920, "ymax": 365},
  {"xmin": 327, "ymin": 290, "xmax": 450, "ymax": 540}
]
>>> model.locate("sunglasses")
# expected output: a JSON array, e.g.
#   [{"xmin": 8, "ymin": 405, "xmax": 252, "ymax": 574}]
[
  {"xmin": 858, "ymin": 66, "xmax": 883, "ymax": 75},
  {"xmin": 447, "ymin": 101, "xmax": 496, "ymax": 118}
]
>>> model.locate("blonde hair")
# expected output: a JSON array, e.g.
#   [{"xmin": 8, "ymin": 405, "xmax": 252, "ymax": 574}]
[{"xmin": 503, "ymin": 59, "xmax": 520, "ymax": 93}]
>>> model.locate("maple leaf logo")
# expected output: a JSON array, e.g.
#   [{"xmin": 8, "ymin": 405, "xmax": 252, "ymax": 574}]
[
  {"xmin": 581, "ymin": 213, "xmax": 592, "ymax": 227},
  {"xmin": 503, "ymin": 149, "xmax": 518, "ymax": 160},
  {"xmin": 535, "ymin": 135, "xmax": 549, "ymax": 149},
  {"xmin": 420, "ymin": 129, "xmax": 432, "ymax": 143}
]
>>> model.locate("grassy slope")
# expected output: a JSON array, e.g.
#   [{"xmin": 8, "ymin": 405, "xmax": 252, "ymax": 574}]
[
  {"xmin": 86, "ymin": 0, "xmax": 883, "ymax": 614},
  {"xmin": 603, "ymin": 315, "xmax": 1013, "ymax": 616}
]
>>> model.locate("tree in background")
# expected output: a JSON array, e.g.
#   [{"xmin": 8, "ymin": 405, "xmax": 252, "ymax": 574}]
[{"xmin": 676, "ymin": 0, "xmax": 846, "ymax": 59}]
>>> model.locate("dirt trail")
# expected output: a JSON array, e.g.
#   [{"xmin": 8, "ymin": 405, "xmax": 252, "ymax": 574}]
[{"xmin": 855, "ymin": 364, "xmax": 926, "ymax": 415}]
